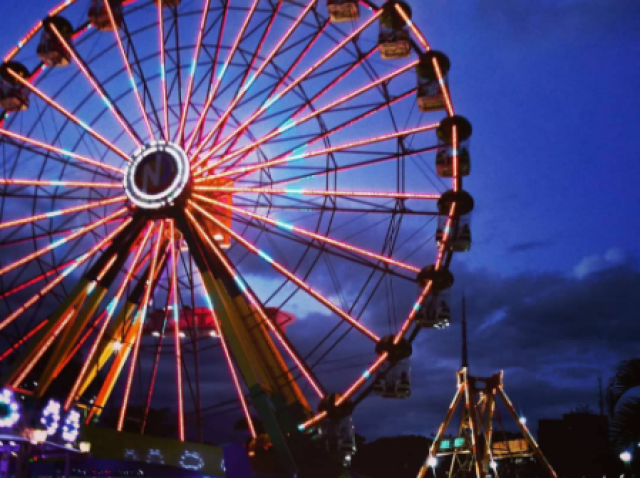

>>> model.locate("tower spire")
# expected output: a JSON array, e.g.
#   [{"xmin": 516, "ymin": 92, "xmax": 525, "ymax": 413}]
[{"xmin": 461, "ymin": 294, "xmax": 469, "ymax": 369}]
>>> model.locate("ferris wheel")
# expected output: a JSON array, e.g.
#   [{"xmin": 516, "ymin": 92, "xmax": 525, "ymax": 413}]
[{"xmin": 0, "ymin": 0, "xmax": 473, "ymax": 474}]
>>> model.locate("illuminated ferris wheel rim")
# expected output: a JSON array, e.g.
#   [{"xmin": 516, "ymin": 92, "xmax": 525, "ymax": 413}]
[{"xmin": 0, "ymin": 0, "xmax": 472, "ymax": 460}]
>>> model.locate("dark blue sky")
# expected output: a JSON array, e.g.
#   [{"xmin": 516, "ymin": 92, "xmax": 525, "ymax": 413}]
[{"xmin": 1, "ymin": 0, "xmax": 639, "ymax": 443}]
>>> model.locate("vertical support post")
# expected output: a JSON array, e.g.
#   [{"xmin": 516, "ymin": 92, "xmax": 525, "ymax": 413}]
[{"xmin": 462, "ymin": 368, "xmax": 485, "ymax": 478}]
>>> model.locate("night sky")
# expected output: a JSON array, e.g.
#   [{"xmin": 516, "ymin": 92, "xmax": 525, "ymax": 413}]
[{"xmin": 1, "ymin": 0, "xmax": 639, "ymax": 444}]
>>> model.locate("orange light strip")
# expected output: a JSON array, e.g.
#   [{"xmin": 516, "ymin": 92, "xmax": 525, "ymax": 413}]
[
  {"xmin": 193, "ymin": 194, "xmax": 421, "ymax": 274},
  {"xmin": 0, "ymin": 128, "xmax": 123, "ymax": 175},
  {"xmin": 190, "ymin": 200, "xmax": 380, "ymax": 342},
  {"xmin": 0, "ymin": 217, "xmax": 132, "ymax": 333},
  {"xmin": 432, "ymin": 58, "xmax": 454, "ymax": 117},
  {"xmin": 0, "ymin": 196, "xmax": 126, "ymax": 231},
  {"xmin": 7, "ymin": 69, "xmax": 130, "ymax": 161},
  {"xmin": 118, "ymin": 221, "xmax": 165, "ymax": 431},
  {"xmin": 170, "ymin": 220, "xmax": 185, "ymax": 441},
  {"xmin": 337, "ymin": 352, "xmax": 388, "ymax": 405},
  {"xmin": 65, "ymin": 224, "xmax": 154, "ymax": 410},
  {"xmin": 394, "ymin": 3, "xmax": 430, "ymax": 51},
  {"xmin": 186, "ymin": 208, "xmax": 324, "ymax": 399},
  {"xmin": 184, "ymin": 240, "xmax": 257, "ymax": 438},
  {"xmin": 0, "ymin": 207, "xmax": 128, "ymax": 279}
]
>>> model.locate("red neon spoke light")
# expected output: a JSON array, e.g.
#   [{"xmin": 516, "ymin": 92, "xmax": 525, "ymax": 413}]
[
  {"xmin": 0, "ymin": 178, "xmax": 121, "ymax": 189},
  {"xmin": 191, "ymin": 0, "xmax": 313, "ymax": 160},
  {"xmin": 190, "ymin": 200, "xmax": 380, "ymax": 343},
  {"xmin": 186, "ymin": 209, "xmax": 324, "ymax": 399},
  {"xmin": 199, "ymin": 121, "xmax": 437, "ymax": 182},
  {"xmin": 103, "ymin": 0, "xmax": 155, "ymax": 140},
  {"xmin": 193, "ymin": 194, "xmax": 421, "ymax": 274},
  {"xmin": 0, "ymin": 128, "xmax": 123, "ymax": 174},
  {"xmin": 49, "ymin": 23, "xmax": 142, "ymax": 147},
  {"xmin": 118, "ymin": 221, "xmax": 165, "ymax": 432},
  {"xmin": 184, "ymin": 0, "xmax": 260, "ymax": 153},
  {"xmin": 0, "ymin": 207, "xmax": 127, "ymax": 279},
  {"xmin": 6, "ymin": 69, "xmax": 130, "ymax": 160},
  {"xmin": 198, "ymin": 12, "xmax": 382, "ymax": 173},
  {"xmin": 0, "ymin": 217, "xmax": 132, "ymax": 333},
  {"xmin": 169, "ymin": 220, "xmax": 185, "ymax": 441},
  {"xmin": 65, "ymin": 224, "xmax": 154, "ymax": 410},
  {"xmin": 177, "ymin": 0, "xmax": 212, "ymax": 143},
  {"xmin": 0, "ymin": 196, "xmax": 125, "ymax": 231},
  {"xmin": 194, "ymin": 60, "xmax": 421, "ymax": 175}
]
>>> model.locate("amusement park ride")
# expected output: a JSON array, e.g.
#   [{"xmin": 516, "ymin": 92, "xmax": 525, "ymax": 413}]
[
  {"xmin": 416, "ymin": 300, "xmax": 557, "ymax": 478},
  {"xmin": 0, "ymin": 0, "xmax": 477, "ymax": 476}
]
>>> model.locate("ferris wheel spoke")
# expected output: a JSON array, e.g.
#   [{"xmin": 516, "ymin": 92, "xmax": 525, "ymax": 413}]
[
  {"xmin": 0, "ymin": 195, "xmax": 125, "ymax": 232},
  {"xmin": 193, "ymin": 3, "xmax": 284, "ymax": 157},
  {"xmin": 0, "ymin": 217, "xmax": 125, "ymax": 251},
  {"xmin": 184, "ymin": 0, "xmax": 261, "ymax": 152},
  {"xmin": 48, "ymin": 23, "xmax": 142, "ymax": 147},
  {"xmin": 187, "ymin": 261, "xmax": 257, "ymax": 439},
  {"xmin": 5, "ymin": 69, "xmax": 130, "ymax": 161},
  {"xmin": 210, "ymin": 17, "xmax": 333, "ymax": 165},
  {"xmin": 0, "ymin": 178, "xmax": 121, "ymax": 189},
  {"xmin": 192, "ymin": 13, "xmax": 382, "ymax": 171},
  {"xmin": 65, "ymin": 222, "xmax": 154, "ymax": 410},
  {"xmin": 193, "ymin": 193, "xmax": 421, "ymax": 274},
  {"xmin": 0, "ymin": 217, "xmax": 132, "ymax": 334},
  {"xmin": 189, "ymin": 200, "xmax": 380, "ymax": 343},
  {"xmin": 195, "ymin": 60, "xmax": 419, "ymax": 177},
  {"xmin": 192, "ymin": 0, "xmax": 318, "ymax": 160},
  {"xmin": 158, "ymin": 2, "xmax": 169, "ymax": 141},
  {"xmin": 168, "ymin": 220, "xmax": 185, "ymax": 441},
  {"xmin": 0, "ymin": 320, "xmax": 48, "ymax": 364},
  {"xmin": 198, "ymin": 121, "xmax": 437, "ymax": 183},
  {"xmin": 118, "ymin": 220, "xmax": 167, "ymax": 432},
  {"xmin": 103, "ymin": 0, "xmax": 155, "ymax": 141},
  {"xmin": 186, "ymin": 209, "xmax": 325, "ymax": 400},
  {"xmin": 0, "ymin": 128, "xmax": 123, "ymax": 175},
  {"xmin": 0, "ymin": 206, "xmax": 127, "ymax": 279},
  {"xmin": 216, "ymin": 87, "xmax": 415, "ymax": 177},
  {"xmin": 176, "ymin": 0, "xmax": 213, "ymax": 143}
]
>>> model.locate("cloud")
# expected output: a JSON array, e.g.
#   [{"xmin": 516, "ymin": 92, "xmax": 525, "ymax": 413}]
[
  {"xmin": 573, "ymin": 247, "xmax": 626, "ymax": 279},
  {"xmin": 508, "ymin": 240, "xmax": 552, "ymax": 253},
  {"xmin": 352, "ymin": 256, "xmax": 640, "ymax": 440}
]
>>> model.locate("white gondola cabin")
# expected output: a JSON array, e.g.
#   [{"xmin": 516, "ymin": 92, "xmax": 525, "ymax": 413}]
[
  {"xmin": 417, "ymin": 296, "xmax": 451, "ymax": 329},
  {"xmin": 436, "ymin": 215, "xmax": 471, "ymax": 252},
  {"xmin": 417, "ymin": 51, "xmax": 450, "ymax": 112},
  {"xmin": 37, "ymin": 17, "xmax": 74, "ymax": 67},
  {"xmin": 0, "ymin": 62, "xmax": 30, "ymax": 112},
  {"xmin": 435, "ymin": 115, "xmax": 472, "ymax": 178},
  {"xmin": 373, "ymin": 360, "xmax": 411, "ymax": 398},
  {"xmin": 327, "ymin": 0, "xmax": 359, "ymax": 23},
  {"xmin": 379, "ymin": 1, "xmax": 412, "ymax": 60},
  {"xmin": 88, "ymin": 0, "xmax": 124, "ymax": 32}
]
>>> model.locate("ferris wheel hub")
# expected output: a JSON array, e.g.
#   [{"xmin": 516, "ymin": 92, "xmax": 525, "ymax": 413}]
[{"xmin": 123, "ymin": 141, "xmax": 191, "ymax": 211}]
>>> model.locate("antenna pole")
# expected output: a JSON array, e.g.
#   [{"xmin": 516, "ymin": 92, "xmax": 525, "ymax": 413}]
[{"xmin": 461, "ymin": 295, "xmax": 469, "ymax": 369}]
